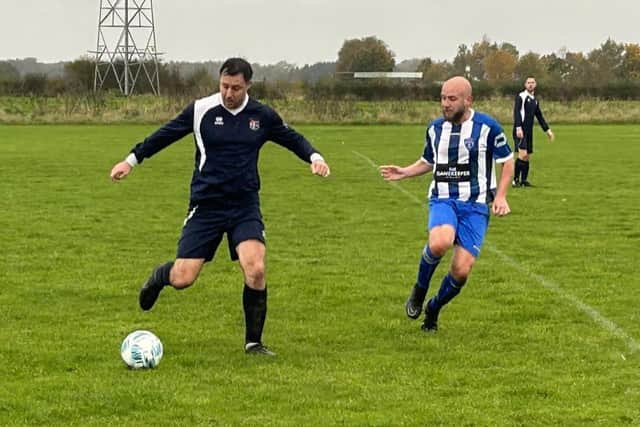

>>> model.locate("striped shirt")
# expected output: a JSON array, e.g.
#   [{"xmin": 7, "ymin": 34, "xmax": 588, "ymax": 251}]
[{"xmin": 422, "ymin": 109, "xmax": 512, "ymax": 204}]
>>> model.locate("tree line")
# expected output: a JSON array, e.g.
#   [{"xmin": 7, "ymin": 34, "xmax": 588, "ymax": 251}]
[{"xmin": 1, "ymin": 36, "xmax": 639, "ymax": 100}]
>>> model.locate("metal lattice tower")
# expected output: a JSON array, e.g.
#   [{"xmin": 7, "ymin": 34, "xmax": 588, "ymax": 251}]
[{"xmin": 92, "ymin": 0, "xmax": 162, "ymax": 95}]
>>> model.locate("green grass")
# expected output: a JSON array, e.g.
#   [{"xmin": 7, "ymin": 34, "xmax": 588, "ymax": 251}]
[
  {"xmin": 4, "ymin": 95, "xmax": 640, "ymax": 125},
  {"xmin": 1, "ymin": 124, "xmax": 639, "ymax": 426}
]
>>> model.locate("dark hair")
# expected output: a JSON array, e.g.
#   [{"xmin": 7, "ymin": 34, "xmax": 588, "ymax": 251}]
[{"xmin": 219, "ymin": 58, "xmax": 253, "ymax": 82}]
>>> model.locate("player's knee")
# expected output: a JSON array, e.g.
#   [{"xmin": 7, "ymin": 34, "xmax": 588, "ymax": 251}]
[
  {"xmin": 170, "ymin": 265, "xmax": 199, "ymax": 289},
  {"xmin": 428, "ymin": 239, "xmax": 452, "ymax": 257},
  {"xmin": 242, "ymin": 259, "xmax": 265, "ymax": 286}
]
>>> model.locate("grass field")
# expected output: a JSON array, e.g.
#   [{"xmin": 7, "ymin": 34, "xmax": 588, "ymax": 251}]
[{"xmin": 1, "ymin": 123, "xmax": 639, "ymax": 426}]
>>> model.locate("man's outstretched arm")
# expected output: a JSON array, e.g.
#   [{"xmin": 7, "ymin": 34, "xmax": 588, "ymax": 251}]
[
  {"xmin": 110, "ymin": 103, "xmax": 194, "ymax": 182},
  {"xmin": 379, "ymin": 158, "xmax": 433, "ymax": 181}
]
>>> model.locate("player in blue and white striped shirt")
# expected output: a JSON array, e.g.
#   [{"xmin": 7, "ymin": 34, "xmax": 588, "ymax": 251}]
[{"xmin": 380, "ymin": 76, "xmax": 514, "ymax": 332}]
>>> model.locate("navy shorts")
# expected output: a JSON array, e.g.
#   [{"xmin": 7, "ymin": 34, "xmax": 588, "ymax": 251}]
[
  {"xmin": 177, "ymin": 200, "xmax": 265, "ymax": 262},
  {"xmin": 513, "ymin": 131, "xmax": 533, "ymax": 153},
  {"xmin": 427, "ymin": 198, "xmax": 490, "ymax": 258}
]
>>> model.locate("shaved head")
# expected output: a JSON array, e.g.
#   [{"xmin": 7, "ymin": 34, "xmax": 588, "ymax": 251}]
[
  {"xmin": 440, "ymin": 76, "xmax": 473, "ymax": 124},
  {"xmin": 442, "ymin": 76, "xmax": 473, "ymax": 97}
]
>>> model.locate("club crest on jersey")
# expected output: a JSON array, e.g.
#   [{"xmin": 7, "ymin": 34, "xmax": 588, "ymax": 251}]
[
  {"xmin": 464, "ymin": 137, "xmax": 476, "ymax": 150},
  {"xmin": 249, "ymin": 119, "xmax": 260, "ymax": 131}
]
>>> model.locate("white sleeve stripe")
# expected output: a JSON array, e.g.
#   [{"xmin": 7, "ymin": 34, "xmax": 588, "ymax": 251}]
[{"xmin": 193, "ymin": 93, "xmax": 222, "ymax": 171}]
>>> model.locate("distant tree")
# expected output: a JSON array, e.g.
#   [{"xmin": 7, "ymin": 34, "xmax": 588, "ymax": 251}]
[
  {"xmin": 564, "ymin": 51, "xmax": 592, "ymax": 84},
  {"xmin": 253, "ymin": 61, "xmax": 297, "ymax": 81},
  {"xmin": 64, "ymin": 57, "xmax": 95, "ymax": 93},
  {"xmin": 21, "ymin": 73, "xmax": 47, "ymax": 95},
  {"xmin": 484, "ymin": 49, "xmax": 517, "ymax": 82},
  {"xmin": 336, "ymin": 36, "xmax": 395, "ymax": 72},
  {"xmin": 452, "ymin": 44, "xmax": 472, "ymax": 76},
  {"xmin": 587, "ymin": 38, "xmax": 624, "ymax": 82},
  {"xmin": 514, "ymin": 52, "xmax": 547, "ymax": 81},
  {"xmin": 452, "ymin": 36, "xmax": 499, "ymax": 80},
  {"xmin": 160, "ymin": 63, "xmax": 187, "ymax": 96},
  {"xmin": 417, "ymin": 57, "xmax": 453, "ymax": 82},
  {"xmin": 468, "ymin": 36, "xmax": 498, "ymax": 80},
  {"xmin": 0, "ymin": 61, "xmax": 20, "ymax": 81},
  {"xmin": 499, "ymin": 42, "xmax": 519, "ymax": 58},
  {"xmin": 185, "ymin": 67, "xmax": 215, "ymax": 96},
  {"xmin": 298, "ymin": 62, "xmax": 337, "ymax": 82},
  {"xmin": 621, "ymin": 43, "xmax": 640, "ymax": 80},
  {"xmin": 541, "ymin": 53, "xmax": 572, "ymax": 81}
]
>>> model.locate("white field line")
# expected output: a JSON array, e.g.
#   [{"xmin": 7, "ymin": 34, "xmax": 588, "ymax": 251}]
[{"xmin": 353, "ymin": 150, "xmax": 640, "ymax": 354}]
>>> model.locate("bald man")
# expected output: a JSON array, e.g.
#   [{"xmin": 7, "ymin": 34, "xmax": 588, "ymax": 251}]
[{"xmin": 380, "ymin": 76, "xmax": 514, "ymax": 332}]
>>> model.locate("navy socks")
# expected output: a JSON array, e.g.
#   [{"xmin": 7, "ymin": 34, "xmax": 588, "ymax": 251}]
[
  {"xmin": 243, "ymin": 284, "xmax": 267, "ymax": 344},
  {"xmin": 428, "ymin": 273, "xmax": 466, "ymax": 313},
  {"xmin": 416, "ymin": 245, "xmax": 442, "ymax": 290}
]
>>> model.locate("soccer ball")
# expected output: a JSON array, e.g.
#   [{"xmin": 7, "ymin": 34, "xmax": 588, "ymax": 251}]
[{"xmin": 120, "ymin": 330, "xmax": 163, "ymax": 369}]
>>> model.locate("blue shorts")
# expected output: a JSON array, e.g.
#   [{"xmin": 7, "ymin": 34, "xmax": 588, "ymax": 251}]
[
  {"xmin": 177, "ymin": 199, "xmax": 265, "ymax": 262},
  {"xmin": 427, "ymin": 199, "xmax": 490, "ymax": 258}
]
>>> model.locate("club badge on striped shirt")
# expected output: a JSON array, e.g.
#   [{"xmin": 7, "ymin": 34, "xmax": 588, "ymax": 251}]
[
  {"xmin": 463, "ymin": 137, "xmax": 476, "ymax": 150},
  {"xmin": 249, "ymin": 119, "xmax": 260, "ymax": 131}
]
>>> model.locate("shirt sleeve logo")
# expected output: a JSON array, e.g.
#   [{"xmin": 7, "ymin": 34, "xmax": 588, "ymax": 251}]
[
  {"xmin": 494, "ymin": 133, "xmax": 507, "ymax": 148},
  {"xmin": 249, "ymin": 119, "xmax": 260, "ymax": 131}
]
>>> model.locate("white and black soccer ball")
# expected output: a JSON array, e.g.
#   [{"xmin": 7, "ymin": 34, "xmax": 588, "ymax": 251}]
[{"xmin": 120, "ymin": 330, "xmax": 163, "ymax": 369}]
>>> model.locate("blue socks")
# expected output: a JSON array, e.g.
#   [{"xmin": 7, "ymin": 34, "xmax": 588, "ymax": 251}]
[
  {"xmin": 428, "ymin": 273, "xmax": 466, "ymax": 313},
  {"xmin": 416, "ymin": 245, "xmax": 442, "ymax": 290}
]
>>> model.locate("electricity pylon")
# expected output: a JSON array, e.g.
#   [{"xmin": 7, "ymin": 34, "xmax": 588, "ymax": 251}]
[{"xmin": 92, "ymin": 0, "xmax": 162, "ymax": 95}]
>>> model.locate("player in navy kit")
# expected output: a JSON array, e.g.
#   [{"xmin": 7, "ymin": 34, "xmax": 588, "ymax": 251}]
[
  {"xmin": 380, "ymin": 76, "xmax": 514, "ymax": 332},
  {"xmin": 512, "ymin": 76, "xmax": 555, "ymax": 187},
  {"xmin": 110, "ymin": 58, "xmax": 330, "ymax": 356}
]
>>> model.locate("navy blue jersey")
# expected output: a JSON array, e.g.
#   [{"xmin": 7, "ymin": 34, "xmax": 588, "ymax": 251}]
[
  {"xmin": 130, "ymin": 93, "xmax": 320, "ymax": 202},
  {"xmin": 422, "ymin": 110, "xmax": 512, "ymax": 204},
  {"xmin": 513, "ymin": 90, "xmax": 549, "ymax": 135}
]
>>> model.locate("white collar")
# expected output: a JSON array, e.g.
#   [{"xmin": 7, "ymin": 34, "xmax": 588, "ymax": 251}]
[
  {"xmin": 466, "ymin": 109, "xmax": 475, "ymax": 123},
  {"xmin": 218, "ymin": 93, "xmax": 249, "ymax": 115}
]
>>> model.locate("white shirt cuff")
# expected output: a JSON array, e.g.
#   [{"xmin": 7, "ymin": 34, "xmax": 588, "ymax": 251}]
[
  {"xmin": 310, "ymin": 153, "xmax": 324, "ymax": 163},
  {"xmin": 125, "ymin": 153, "xmax": 139, "ymax": 167}
]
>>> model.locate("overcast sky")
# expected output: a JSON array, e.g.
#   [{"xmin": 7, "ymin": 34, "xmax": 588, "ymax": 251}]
[{"xmin": 2, "ymin": 0, "xmax": 639, "ymax": 65}]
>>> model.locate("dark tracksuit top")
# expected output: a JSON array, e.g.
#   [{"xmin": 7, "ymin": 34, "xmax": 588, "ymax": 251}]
[
  {"xmin": 129, "ymin": 93, "xmax": 320, "ymax": 204},
  {"xmin": 512, "ymin": 90, "xmax": 549, "ymax": 142}
]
